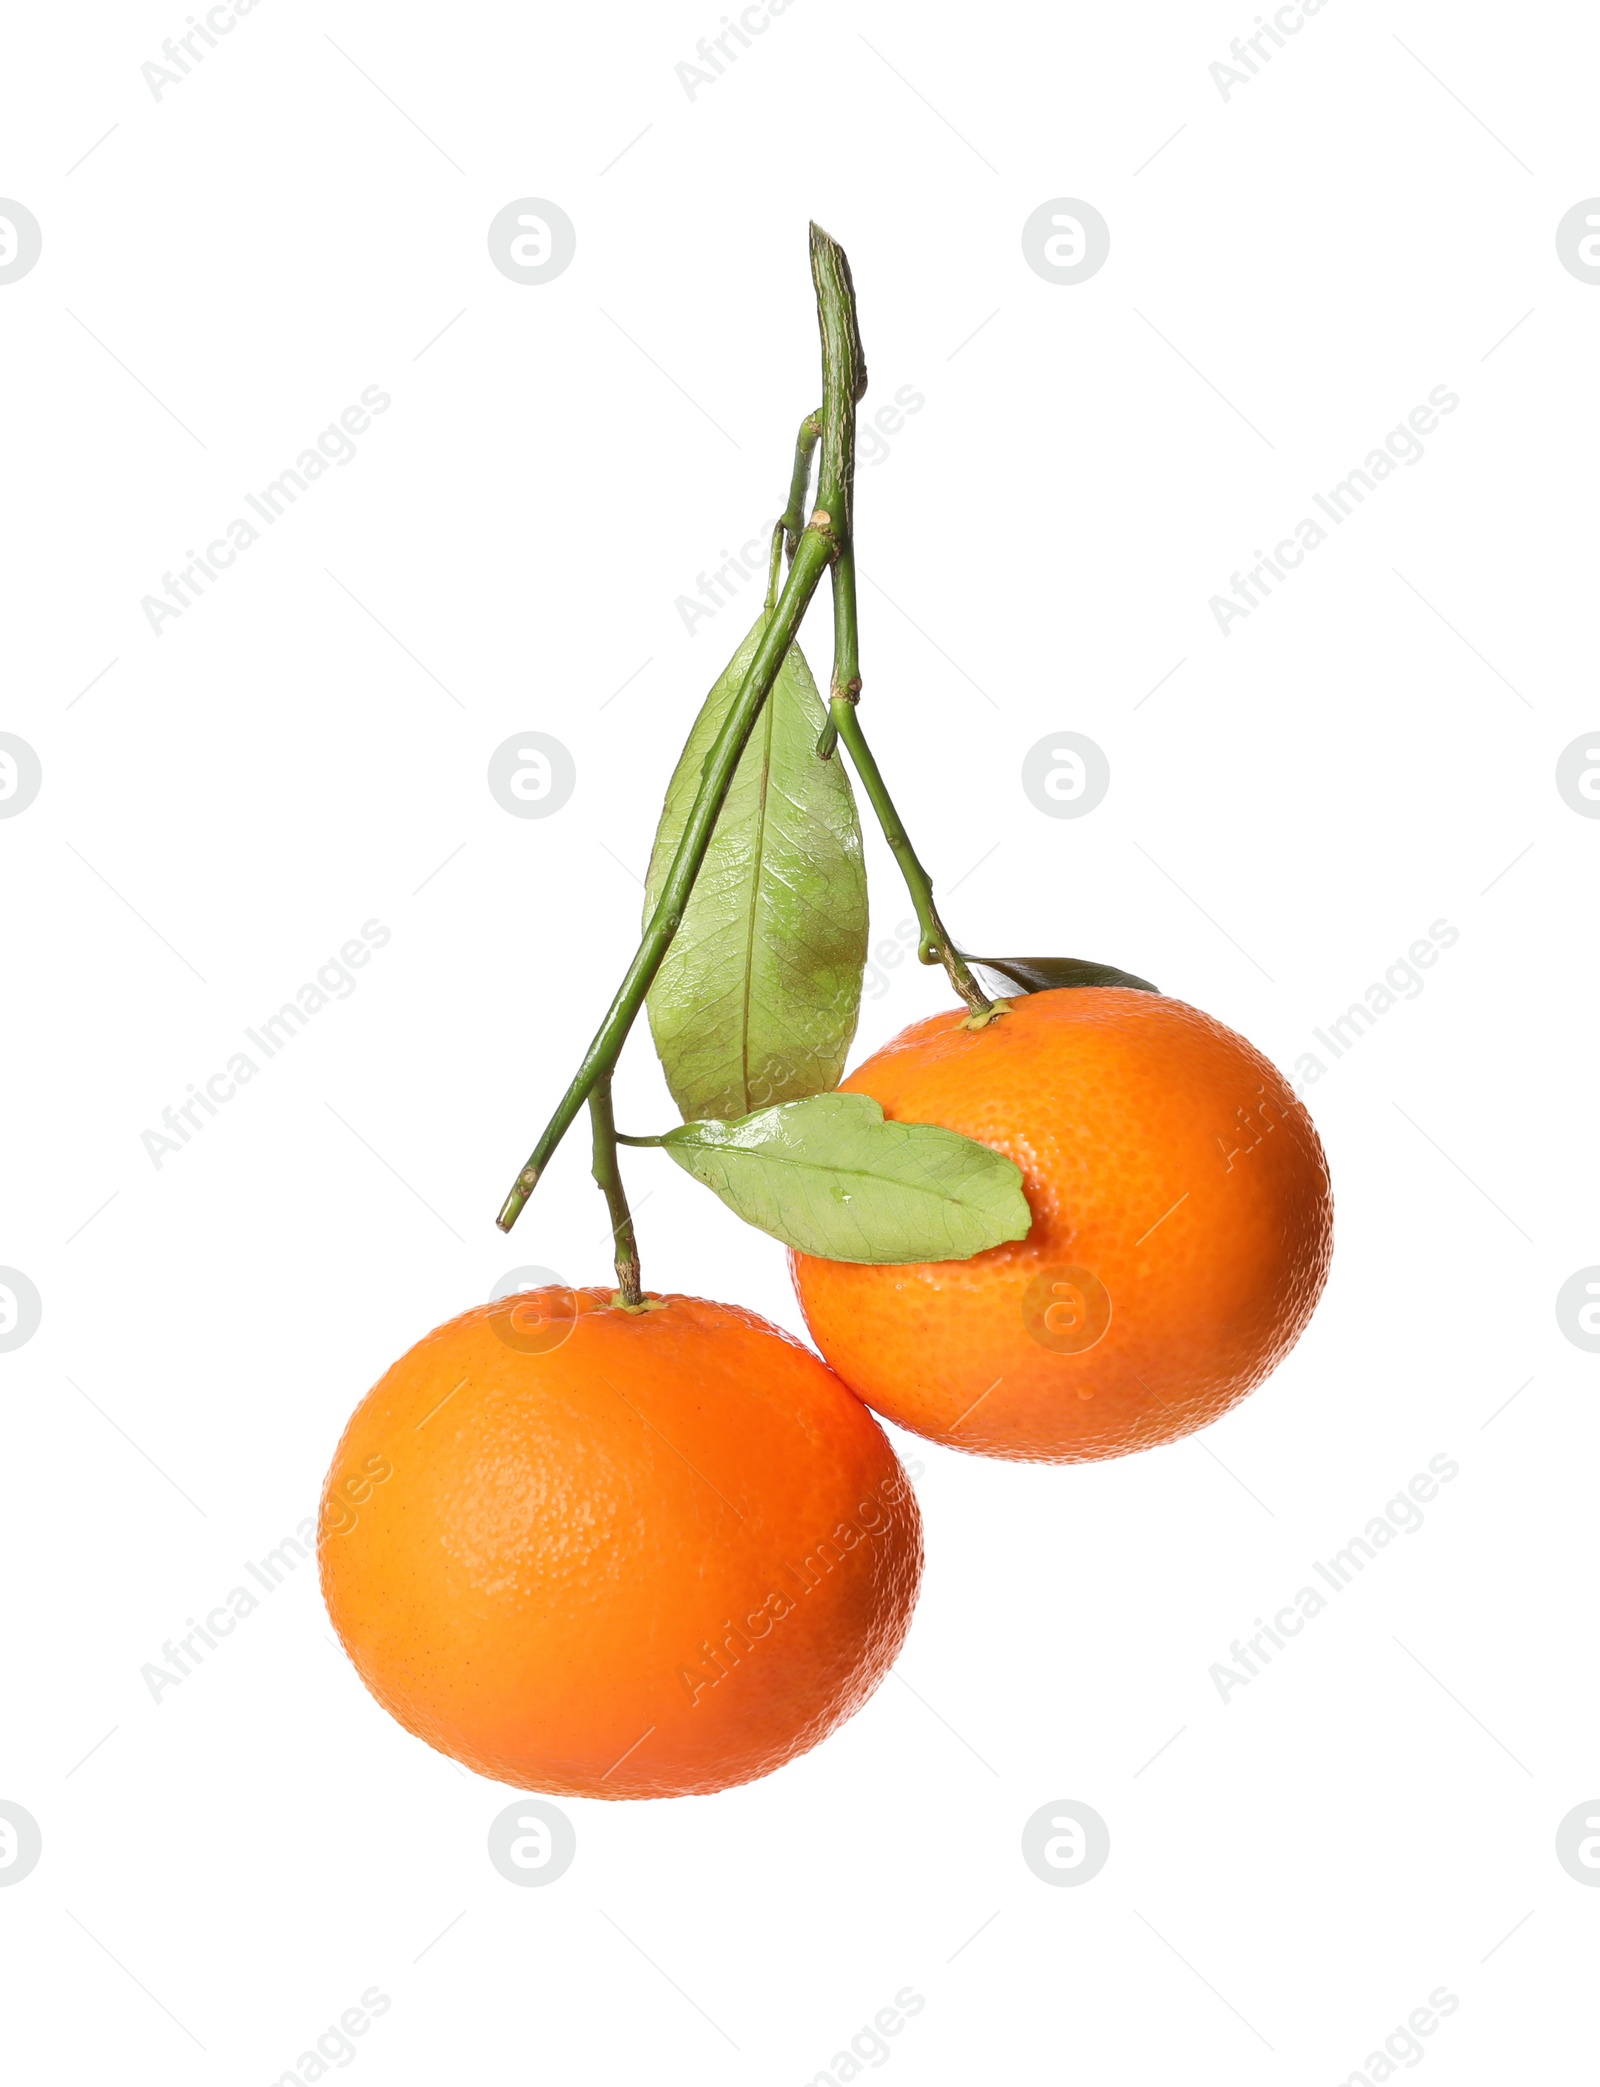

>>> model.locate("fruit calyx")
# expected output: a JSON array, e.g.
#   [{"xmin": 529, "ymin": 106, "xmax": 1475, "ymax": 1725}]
[{"xmin": 961, "ymin": 999, "xmax": 1013, "ymax": 1032}]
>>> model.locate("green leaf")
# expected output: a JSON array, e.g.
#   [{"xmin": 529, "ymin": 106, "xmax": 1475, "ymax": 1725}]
[
  {"xmin": 644, "ymin": 611, "xmax": 869, "ymax": 1122},
  {"xmin": 659, "ymin": 1092, "xmax": 1033, "ymax": 1265},
  {"xmin": 965, "ymin": 954, "xmax": 1159, "ymax": 996}
]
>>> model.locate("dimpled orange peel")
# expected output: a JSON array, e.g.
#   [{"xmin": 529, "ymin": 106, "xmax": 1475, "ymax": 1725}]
[
  {"xmin": 319, "ymin": 1290, "xmax": 921, "ymax": 1797},
  {"xmin": 792, "ymin": 988, "xmax": 1333, "ymax": 1463}
]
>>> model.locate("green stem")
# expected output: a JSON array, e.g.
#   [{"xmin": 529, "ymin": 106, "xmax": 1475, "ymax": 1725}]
[
  {"xmin": 830, "ymin": 551, "xmax": 860, "ymax": 703},
  {"xmin": 829, "ymin": 697, "xmax": 992, "ymax": 1016},
  {"xmin": 496, "ymin": 527, "xmax": 834, "ymax": 1232},
  {"xmin": 496, "ymin": 226, "xmax": 861, "ymax": 1236},
  {"xmin": 805, "ymin": 231, "xmax": 989, "ymax": 1019},
  {"xmin": 781, "ymin": 409, "xmax": 822, "ymax": 563},
  {"xmin": 588, "ymin": 1075, "xmax": 642, "ymax": 1306},
  {"xmin": 812, "ymin": 229, "xmax": 863, "ymax": 762},
  {"xmin": 815, "ymin": 545, "xmax": 859, "ymax": 762},
  {"xmin": 811, "ymin": 227, "xmax": 866, "ymax": 522}
]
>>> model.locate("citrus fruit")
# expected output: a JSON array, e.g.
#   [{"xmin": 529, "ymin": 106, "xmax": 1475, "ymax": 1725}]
[
  {"xmin": 319, "ymin": 1288, "xmax": 922, "ymax": 1798},
  {"xmin": 791, "ymin": 987, "xmax": 1332, "ymax": 1463}
]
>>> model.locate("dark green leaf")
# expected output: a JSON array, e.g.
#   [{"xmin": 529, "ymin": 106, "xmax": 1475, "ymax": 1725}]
[
  {"xmin": 645, "ymin": 612, "xmax": 868, "ymax": 1121},
  {"xmin": 966, "ymin": 954, "xmax": 1159, "ymax": 996},
  {"xmin": 659, "ymin": 1092, "xmax": 1032, "ymax": 1265}
]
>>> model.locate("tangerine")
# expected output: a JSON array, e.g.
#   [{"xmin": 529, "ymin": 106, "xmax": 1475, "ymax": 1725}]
[
  {"xmin": 791, "ymin": 988, "xmax": 1332, "ymax": 1462},
  {"xmin": 319, "ymin": 1289, "xmax": 921, "ymax": 1798}
]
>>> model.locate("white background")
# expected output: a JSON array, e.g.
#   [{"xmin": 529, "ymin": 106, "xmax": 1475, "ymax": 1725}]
[{"xmin": 4, "ymin": 2, "xmax": 1598, "ymax": 2081}]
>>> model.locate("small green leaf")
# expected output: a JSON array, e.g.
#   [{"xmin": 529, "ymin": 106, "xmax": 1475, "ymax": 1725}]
[
  {"xmin": 966, "ymin": 954, "xmax": 1159, "ymax": 996},
  {"xmin": 659, "ymin": 1092, "xmax": 1032, "ymax": 1265},
  {"xmin": 645, "ymin": 612, "xmax": 869, "ymax": 1122}
]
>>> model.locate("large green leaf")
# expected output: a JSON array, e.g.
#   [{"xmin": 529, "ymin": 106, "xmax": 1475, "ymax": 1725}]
[
  {"xmin": 659, "ymin": 1092, "xmax": 1032, "ymax": 1264},
  {"xmin": 644, "ymin": 612, "xmax": 868, "ymax": 1120},
  {"xmin": 966, "ymin": 954, "xmax": 1159, "ymax": 996}
]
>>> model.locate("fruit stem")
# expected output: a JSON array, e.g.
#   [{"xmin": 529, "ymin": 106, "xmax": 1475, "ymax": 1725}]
[
  {"xmin": 800, "ymin": 230, "xmax": 991, "ymax": 1018},
  {"xmin": 495, "ymin": 226, "xmax": 861, "ymax": 1236},
  {"xmin": 815, "ymin": 539, "xmax": 858, "ymax": 763},
  {"xmin": 828, "ymin": 701, "xmax": 995, "ymax": 1016},
  {"xmin": 588, "ymin": 1073, "xmax": 643, "ymax": 1307},
  {"xmin": 781, "ymin": 408, "xmax": 823, "ymax": 564}
]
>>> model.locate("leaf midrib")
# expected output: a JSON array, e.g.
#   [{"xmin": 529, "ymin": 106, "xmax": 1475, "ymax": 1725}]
[
  {"xmin": 736, "ymin": 643, "xmax": 779, "ymax": 1110},
  {"xmin": 682, "ymin": 1134, "xmax": 992, "ymax": 1209}
]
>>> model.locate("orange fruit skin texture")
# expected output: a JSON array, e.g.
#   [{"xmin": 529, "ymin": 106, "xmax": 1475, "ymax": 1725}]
[
  {"xmin": 792, "ymin": 988, "xmax": 1333, "ymax": 1464},
  {"xmin": 319, "ymin": 1290, "xmax": 922, "ymax": 1800}
]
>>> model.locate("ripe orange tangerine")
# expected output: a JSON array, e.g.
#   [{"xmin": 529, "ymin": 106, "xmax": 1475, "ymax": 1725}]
[
  {"xmin": 319, "ymin": 1289, "xmax": 922, "ymax": 1798},
  {"xmin": 791, "ymin": 988, "xmax": 1333, "ymax": 1463}
]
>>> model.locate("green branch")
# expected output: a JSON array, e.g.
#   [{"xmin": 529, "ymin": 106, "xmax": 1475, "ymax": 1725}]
[
  {"xmin": 781, "ymin": 408, "xmax": 822, "ymax": 563},
  {"xmin": 807, "ymin": 230, "xmax": 990, "ymax": 1019},
  {"xmin": 588, "ymin": 1074, "xmax": 643, "ymax": 1305},
  {"xmin": 829, "ymin": 700, "xmax": 992, "ymax": 1017},
  {"xmin": 496, "ymin": 225, "xmax": 863, "ymax": 1236}
]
